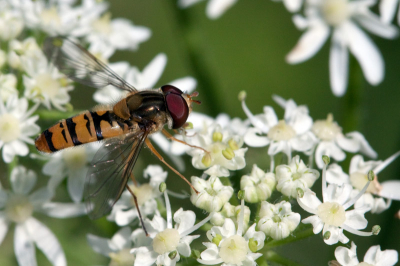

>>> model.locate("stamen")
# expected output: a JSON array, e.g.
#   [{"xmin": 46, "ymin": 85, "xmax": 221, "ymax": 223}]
[
  {"xmin": 237, "ymin": 198, "xmax": 245, "ymax": 236},
  {"xmin": 164, "ymin": 190, "xmax": 173, "ymax": 229},
  {"xmin": 343, "ymin": 173, "xmax": 372, "ymax": 210},
  {"xmin": 373, "ymin": 150, "xmax": 400, "ymax": 175},
  {"xmin": 181, "ymin": 212, "xmax": 213, "ymax": 237},
  {"xmin": 239, "ymin": 91, "xmax": 269, "ymax": 133},
  {"xmin": 341, "ymin": 224, "xmax": 373, "ymax": 237}
]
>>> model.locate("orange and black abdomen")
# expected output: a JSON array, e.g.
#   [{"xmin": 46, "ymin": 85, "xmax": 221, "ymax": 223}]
[{"xmin": 35, "ymin": 110, "xmax": 129, "ymax": 153}]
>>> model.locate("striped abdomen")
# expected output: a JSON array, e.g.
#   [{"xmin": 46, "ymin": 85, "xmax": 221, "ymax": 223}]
[{"xmin": 35, "ymin": 110, "xmax": 130, "ymax": 153}]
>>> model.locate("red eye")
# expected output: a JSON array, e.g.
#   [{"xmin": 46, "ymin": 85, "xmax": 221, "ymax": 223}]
[
  {"xmin": 165, "ymin": 93, "xmax": 189, "ymax": 129},
  {"xmin": 161, "ymin": 85, "xmax": 183, "ymax": 95}
]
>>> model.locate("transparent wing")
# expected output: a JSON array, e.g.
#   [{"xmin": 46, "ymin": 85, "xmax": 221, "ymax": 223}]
[
  {"xmin": 44, "ymin": 36, "xmax": 137, "ymax": 92},
  {"xmin": 84, "ymin": 130, "xmax": 148, "ymax": 219}
]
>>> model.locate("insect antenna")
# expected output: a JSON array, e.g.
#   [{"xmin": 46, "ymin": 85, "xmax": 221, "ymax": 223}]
[{"xmin": 125, "ymin": 184, "xmax": 149, "ymax": 236}]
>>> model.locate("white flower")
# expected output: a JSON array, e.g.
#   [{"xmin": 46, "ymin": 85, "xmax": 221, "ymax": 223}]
[
  {"xmin": 186, "ymin": 119, "xmax": 248, "ymax": 175},
  {"xmin": 210, "ymin": 202, "xmax": 251, "ymax": 232},
  {"xmin": 275, "ymin": 155, "xmax": 320, "ymax": 198},
  {"xmin": 8, "ymin": 37, "xmax": 42, "ymax": 70},
  {"xmin": 42, "ymin": 143, "xmax": 99, "ymax": 203},
  {"xmin": 242, "ymin": 94, "xmax": 316, "ymax": 161},
  {"xmin": 0, "ymin": 95, "xmax": 39, "ymax": 163},
  {"xmin": 380, "ymin": 0, "xmax": 400, "ymax": 25},
  {"xmin": 178, "ymin": 0, "xmax": 238, "ymax": 19},
  {"xmin": 0, "ymin": 73, "xmax": 18, "ymax": 102},
  {"xmin": 286, "ymin": 0, "xmax": 399, "ymax": 96},
  {"xmin": 334, "ymin": 242, "xmax": 398, "ymax": 266},
  {"xmin": 312, "ymin": 113, "xmax": 377, "ymax": 168},
  {"xmin": 0, "ymin": 5, "xmax": 24, "ymax": 41},
  {"xmin": 297, "ymin": 159, "xmax": 375, "ymax": 245},
  {"xmin": 11, "ymin": 0, "xmax": 107, "ymax": 36},
  {"xmin": 258, "ymin": 201, "xmax": 300, "ymax": 240},
  {"xmin": 88, "ymin": 227, "xmax": 135, "ymax": 266},
  {"xmin": 131, "ymin": 190, "xmax": 212, "ymax": 266},
  {"xmin": 240, "ymin": 164, "xmax": 276, "ymax": 203},
  {"xmin": 0, "ymin": 166, "xmax": 85, "ymax": 266},
  {"xmin": 198, "ymin": 200, "xmax": 265, "ymax": 266},
  {"xmin": 190, "ymin": 176, "xmax": 234, "ymax": 212},
  {"xmin": 107, "ymin": 165, "xmax": 167, "ymax": 226},
  {"xmin": 23, "ymin": 51, "xmax": 73, "ymax": 111},
  {"xmin": 86, "ymin": 12, "xmax": 151, "ymax": 51},
  {"xmin": 326, "ymin": 152, "xmax": 400, "ymax": 214},
  {"xmin": 275, "ymin": 0, "xmax": 304, "ymax": 13}
]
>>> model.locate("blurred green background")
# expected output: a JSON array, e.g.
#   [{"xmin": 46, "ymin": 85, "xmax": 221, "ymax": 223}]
[{"xmin": 1, "ymin": 0, "xmax": 400, "ymax": 265}]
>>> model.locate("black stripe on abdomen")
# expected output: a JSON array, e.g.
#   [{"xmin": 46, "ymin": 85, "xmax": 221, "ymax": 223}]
[
  {"xmin": 43, "ymin": 129, "xmax": 58, "ymax": 152},
  {"xmin": 90, "ymin": 111, "xmax": 113, "ymax": 141},
  {"xmin": 66, "ymin": 118, "xmax": 82, "ymax": 146}
]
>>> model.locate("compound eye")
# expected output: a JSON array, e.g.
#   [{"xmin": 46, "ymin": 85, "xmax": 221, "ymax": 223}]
[
  {"xmin": 161, "ymin": 85, "xmax": 183, "ymax": 95},
  {"xmin": 165, "ymin": 93, "xmax": 189, "ymax": 129}
]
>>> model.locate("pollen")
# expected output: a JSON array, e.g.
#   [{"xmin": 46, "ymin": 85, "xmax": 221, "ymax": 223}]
[
  {"xmin": 321, "ymin": 0, "xmax": 350, "ymax": 26},
  {"xmin": 317, "ymin": 202, "xmax": 346, "ymax": 227},
  {"xmin": 267, "ymin": 120, "xmax": 296, "ymax": 141},
  {"xmin": 0, "ymin": 113, "xmax": 21, "ymax": 143},
  {"xmin": 312, "ymin": 114, "xmax": 342, "ymax": 141},
  {"xmin": 5, "ymin": 195, "xmax": 33, "ymax": 223},
  {"xmin": 153, "ymin": 228, "xmax": 180, "ymax": 255},
  {"xmin": 219, "ymin": 235, "xmax": 248, "ymax": 264}
]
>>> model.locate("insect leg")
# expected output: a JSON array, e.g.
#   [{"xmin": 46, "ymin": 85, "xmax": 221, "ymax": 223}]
[
  {"xmin": 125, "ymin": 184, "xmax": 149, "ymax": 236},
  {"xmin": 145, "ymin": 138, "xmax": 199, "ymax": 194},
  {"xmin": 162, "ymin": 129, "xmax": 209, "ymax": 153}
]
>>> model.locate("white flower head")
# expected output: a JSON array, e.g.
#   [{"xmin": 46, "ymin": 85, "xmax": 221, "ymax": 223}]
[
  {"xmin": 107, "ymin": 165, "xmax": 167, "ymax": 226},
  {"xmin": 0, "ymin": 166, "xmax": 85, "ymax": 266},
  {"xmin": 276, "ymin": 155, "xmax": 320, "ymax": 198},
  {"xmin": 0, "ymin": 73, "xmax": 18, "ymax": 102},
  {"xmin": 131, "ymin": 190, "xmax": 212, "ymax": 266},
  {"xmin": 198, "ymin": 199, "xmax": 265, "ymax": 266},
  {"xmin": 210, "ymin": 202, "xmax": 251, "ymax": 232},
  {"xmin": 0, "ymin": 5, "xmax": 24, "ymax": 41},
  {"xmin": 8, "ymin": 37, "xmax": 42, "ymax": 70},
  {"xmin": 312, "ymin": 113, "xmax": 377, "ymax": 168},
  {"xmin": 240, "ymin": 164, "xmax": 276, "ymax": 203},
  {"xmin": 186, "ymin": 119, "xmax": 248, "ymax": 175},
  {"xmin": 258, "ymin": 200, "xmax": 300, "ymax": 240},
  {"xmin": 190, "ymin": 176, "xmax": 234, "ymax": 212},
  {"xmin": 178, "ymin": 0, "xmax": 238, "ymax": 20},
  {"xmin": 42, "ymin": 143, "xmax": 99, "ymax": 203},
  {"xmin": 86, "ymin": 12, "xmax": 151, "ymax": 51},
  {"xmin": 334, "ymin": 242, "xmax": 398, "ymax": 266},
  {"xmin": 88, "ymin": 227, "xmax": 135, "ymax": 266},
  {"xmin": 23, "ymin": 51, "xmax": 74, "ymax": 111},
  {"xmin": 242, "ymin": 94, "xmax": 316, "ymax": 162},
  {"xmin": 286, "ymin": 0, "xmax": 399, "ymax": 96},
  {"xmin": 0, "ymin": 95, "xmax": 39, "ymax": 163},
  {"xmin": 298, "ymin": 159, "xmax": 376, "ymax": 245}
]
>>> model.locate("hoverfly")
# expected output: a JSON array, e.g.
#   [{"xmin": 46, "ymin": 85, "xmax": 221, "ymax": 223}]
[{"xmin": 35, "ymin": 37, "xmax": 201, "ymax": 233}]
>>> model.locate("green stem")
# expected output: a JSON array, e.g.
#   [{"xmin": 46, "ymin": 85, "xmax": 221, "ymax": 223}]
[
  {"xmin": 265, "ymin": 251, "xmax": 306, "ymax": 266},
  {"xmin": 264, "ymin": 227, "xmax": 315, "ymax": 248},
  {"xmin": 36, "ymin": 110, "xmax": 81, "ymax": 121},
  {"xmin": 254, "ymin": 201, "xmax": 262, "ymax": 224},
  {"xmin": 7, "ymin": 157, "xmax": 18, "ymax": 180}
]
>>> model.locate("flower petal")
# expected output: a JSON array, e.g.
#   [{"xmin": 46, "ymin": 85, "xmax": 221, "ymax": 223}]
[
  {"xmin": 39, "ymin": 202, "xmax": 86, "ymax": 218},
  {"xmin": 87, "ymin": 234, "xmax": 113, "ymax": 257},
  {"xmin": 354, "ymin": 11, "xmax": 398, "ymax": 39},
  {"xmin": 329, "ymin": 28, "xmax": 348, "ymax": 96},
  {"xmin": 379, "ymin": 0, "xmax": 398, "ymax": 24},
  {"xmin": 379, "ymin": 180, "xmax": 400, "ymax": 200},
  {"xmin": 15, "ymin": 223, "xmax": 37, "ymax": 266},
  {"xmin": 286, "ymin": 22, "xmax": 330, "ymax": 64},
  {"xmin": 26, "ymin": 217, "xmax": 66, "ymax": 266},
  {"xmin": 11, "ymin": 166, "xmax": 37, "ymax": 195},
  {"xmin": 342, "ymin": 21, "xmax": 384, "ymax": 85}
]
